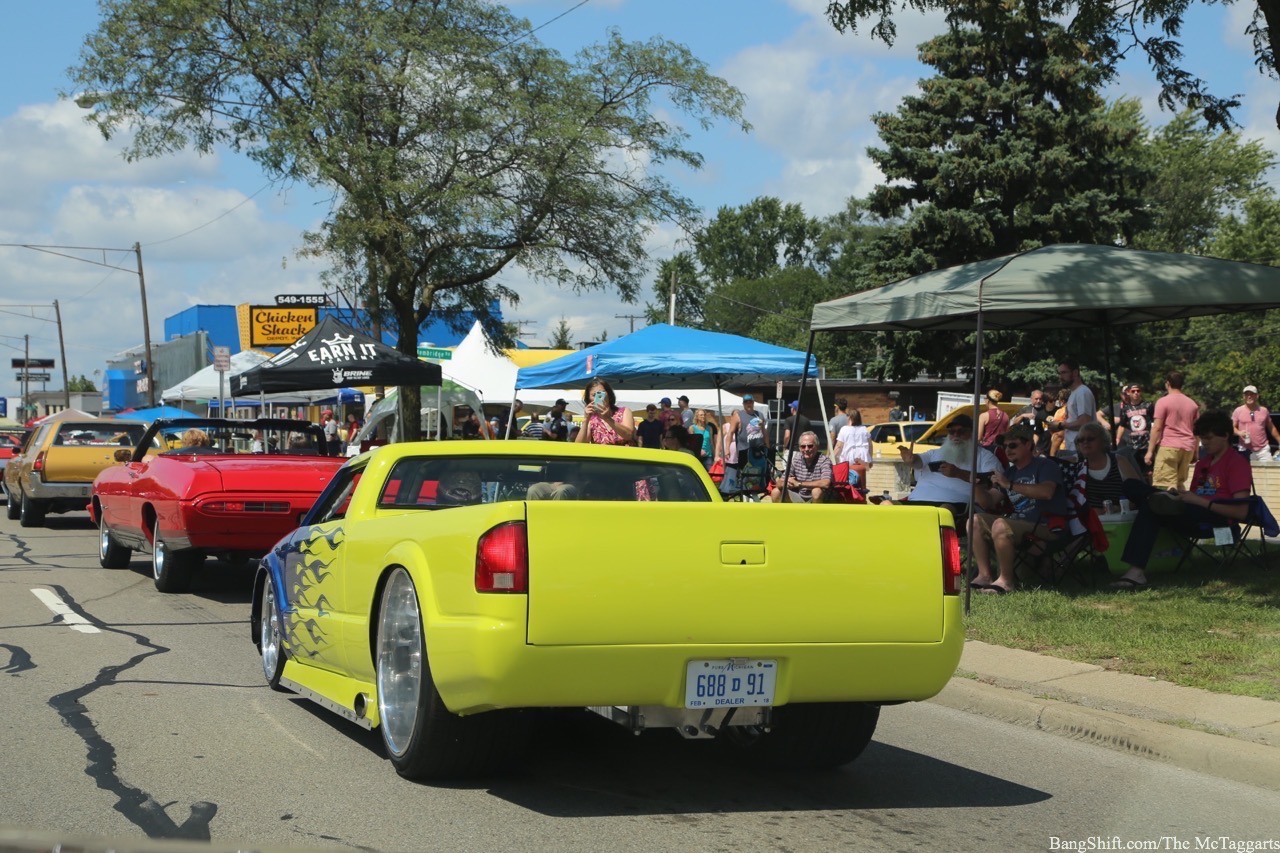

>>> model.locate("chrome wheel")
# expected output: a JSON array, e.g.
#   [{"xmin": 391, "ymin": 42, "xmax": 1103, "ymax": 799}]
[
  {"xmin": 98, "ymin": 511, "xmax": 129, "ymax": 569},
  {"xmin": 376, "ymin": 568, "xmax": 423, "ymax": 759},
  {"xmin": 260, "ymin": 578, "xmax": 285, "ymax": 687},
  {"xmin": 152, "ymin": 530, "xmax": 169, "ymax": 580},
  {"xmin": 151, "ymin": 518, "xmax": 194, "ymax": 593}
]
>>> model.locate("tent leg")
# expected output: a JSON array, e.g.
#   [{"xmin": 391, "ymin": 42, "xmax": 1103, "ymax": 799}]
[{"xmin": 814, "ymin": 376, "xmax": 831, "ymax": 460}]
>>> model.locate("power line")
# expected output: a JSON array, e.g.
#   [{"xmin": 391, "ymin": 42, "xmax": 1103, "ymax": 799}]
[{"xmin": 488, "ymin": 0, "xmax": 592, "ymax": 56}]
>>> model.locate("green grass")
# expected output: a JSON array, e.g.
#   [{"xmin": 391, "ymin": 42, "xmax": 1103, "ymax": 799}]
[{"xmin": 964, "ymin": 558, "xmax": 1280, "ymax": 700}]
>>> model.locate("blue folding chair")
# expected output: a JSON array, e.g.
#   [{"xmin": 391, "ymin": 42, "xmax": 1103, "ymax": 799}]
[{"xmin": 1173, "ymin": 495, "xmax": 1278, "ymax": 572}]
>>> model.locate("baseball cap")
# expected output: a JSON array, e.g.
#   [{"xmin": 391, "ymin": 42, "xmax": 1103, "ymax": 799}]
[
  {"xmin": 1244, "ymin": 385, "xmax": 1259, "ymax": 394},
  {"xmin": 1124, "ymin": 383, "xmax": 1142, "ymax": 392},
  {"xmin": 950, "ymin": 413, "xmax": 974, "ymax": 430},
  {"xmin": 660, "ymin": 397, "xmax": 672, "ymax": 405},
  {"xmin": 322, "ymin": 409, "xmax": 333, "ymax": 416},
  {"xmin": 554, "ymin": 398, "xmax": 567, "ymax": 407},
  {"xmin": 678, "ymin": 395, "xmax": 689, "ymax": 402},
  {"xmin": 789, "ymin": 400, "xmax": 799, "ymax": 409},
  {"xmin": 742, "ymin": 393, "xmax": 754, "ymax": 401}
]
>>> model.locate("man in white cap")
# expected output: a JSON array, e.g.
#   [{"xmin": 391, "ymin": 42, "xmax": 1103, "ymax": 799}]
[{"xmin": 1232, "ymin": 384, "xmax": 1280, "ymax": 462}]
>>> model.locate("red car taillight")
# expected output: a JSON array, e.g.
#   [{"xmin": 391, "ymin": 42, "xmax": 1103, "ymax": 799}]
[
  {"xmin": 476, "ymin": 522, "xmax": 528, "ymax": 594},
  {"xmin": 32, "ymin": 451, "xmax": 46, "ymax": 473},
  {"xmin": 204, "ymin": 500, "xmax": 291, "ymax": 513},
  {"xmin": 942, "ymin": 528, "xmax": 962, "ymax": 595}
]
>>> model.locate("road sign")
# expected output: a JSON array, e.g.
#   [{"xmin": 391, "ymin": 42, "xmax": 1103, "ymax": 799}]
[
  {"xmin": 12, "ymin": 358, "xmax": 54, "ymax": 369},
  {"xmin": 16, "ymin": 372, "xmax": 51, "ymax": 382},
  {"xmin": 213, "ymin": 346, "xmax": 231, "ymax": 372},
  {"xmin": 416, "ymin": 346, "xmax": 453, "ymax": 360}
]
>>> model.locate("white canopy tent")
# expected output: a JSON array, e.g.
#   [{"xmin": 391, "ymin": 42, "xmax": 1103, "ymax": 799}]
[{"xmin": 161, "ymin": 350, "xmax": 330, "ymax": 408}]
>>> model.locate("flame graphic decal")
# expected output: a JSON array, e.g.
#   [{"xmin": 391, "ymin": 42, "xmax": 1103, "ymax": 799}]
[{"xmin": 279, "ymin": 525, "xmax": 344, "ymax": 664}]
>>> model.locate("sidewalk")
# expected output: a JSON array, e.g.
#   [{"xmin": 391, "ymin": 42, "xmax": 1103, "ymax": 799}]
[{"xmin": 931, "ymin": 640, "xmax": 1280, "ymax": 792}]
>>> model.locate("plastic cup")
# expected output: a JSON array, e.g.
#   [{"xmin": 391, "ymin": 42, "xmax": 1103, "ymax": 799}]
[
  {"xmin": 1103, "ymin": 500, "xmax": 1115, "ymax": 516},
  {"xmin": 1119, "ymin": 498, "xmax": 1132, "ymax": 514}
]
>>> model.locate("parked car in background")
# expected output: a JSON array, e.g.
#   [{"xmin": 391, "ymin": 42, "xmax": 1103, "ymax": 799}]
[
  {"xmin": 868, "ymin": 421, "xmax": 934, "ymax": 459},
  {"xmin": 0, "ymin": 427, "xmax": 28, "ymax": 486},
  {"xmin": 912, "ymin": 402, "xmax": 1025, "ymax": 450},
  {"xmin": 4, "ymin": 418, "xmax": 147, "ymax": 527},
  {"xmin": 91, "ymin": 417, "xmax": 344, "ymax": 593}
]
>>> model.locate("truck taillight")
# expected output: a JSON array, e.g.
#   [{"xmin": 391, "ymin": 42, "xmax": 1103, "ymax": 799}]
[
  {"xmin": 476, "ymin": 522, "xmax": 528, "ymax": 594},
  {"xmin": 32, "ymin": 451, "xmax": 46, "ymax": 473},
  {"xmin": 942, "ymin": 528, "xmax": 962, "ymax": 595}
]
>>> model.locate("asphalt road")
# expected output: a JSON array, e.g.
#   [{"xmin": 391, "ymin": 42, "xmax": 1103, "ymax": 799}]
[{"xmin": 1, "ymin": 510, "xmax": 1277, "ymax": 853}]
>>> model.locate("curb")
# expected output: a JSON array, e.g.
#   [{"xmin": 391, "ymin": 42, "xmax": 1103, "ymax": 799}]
[{"xmin": 930, "ymin": 677, "xmax": 1280, "ymax": 793}]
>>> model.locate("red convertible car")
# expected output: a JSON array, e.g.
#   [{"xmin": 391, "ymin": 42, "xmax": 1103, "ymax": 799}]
[{"xmin": 91, "ymin": 417, "xmax": 346, "ymax": 593}]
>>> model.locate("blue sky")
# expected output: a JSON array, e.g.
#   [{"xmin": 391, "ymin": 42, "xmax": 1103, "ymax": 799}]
[{"xmin": 0, "ymin": 0, "xmax": 1273, "ymax": 402}]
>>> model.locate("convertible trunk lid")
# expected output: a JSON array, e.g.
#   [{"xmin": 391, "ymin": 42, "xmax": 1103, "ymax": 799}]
[
  {"xmin": 194, "ymin": 455, "xmax": 345, "ymax": 494},
  {"xmin": 523, "ymin": 502, "xmax": 949, "ymax": 647}
]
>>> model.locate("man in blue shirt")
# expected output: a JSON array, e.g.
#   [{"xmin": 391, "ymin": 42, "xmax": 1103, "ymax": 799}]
[{"xmin": 970, "ymin": 423, "xmax": 1072, "ymax": 594}]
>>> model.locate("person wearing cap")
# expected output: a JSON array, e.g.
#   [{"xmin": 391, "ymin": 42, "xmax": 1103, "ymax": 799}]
[
  {"xmin": 886, "ymin": 413, "xmax": 999, "ymax": 512},
  {"xmin": 780, "ymin": 400, "xmax": 811, "ymax": 455},
  {"xmin": 722, "ymin": 393, "xmax": 770, "ymax": 492},
  {"xmin": 542, "ymin": 398, "xmax": 570, "ymax": 441},
  {"xmin": 636, "ymin": 403, "xmax": 665, "ymax": 449},
  {"xmin": 971, "ymin": 422, "xmax": 1073, "ymax": 594},
  {"xmin": 320, "ymin": 409, "xmax": 340, "ymax": 455},
  {"xmin": 676, "ymin": 394, "xmax": 694, "ymax": 428},
  {"xmin": 1232, "ymin": 384, "xmax": 1280, "ymax": 462},
  {"xmin": 657, "ymin": 397, "xmax": 681, "ymax": 430}
]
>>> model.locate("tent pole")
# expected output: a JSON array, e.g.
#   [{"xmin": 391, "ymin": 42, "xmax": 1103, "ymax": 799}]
[
  {"xmin": 1102, "ymin": 323, "xmax": 1117, "ymax": 445},
  {"xmin": 814, "ymin": 376, "xmax": 831, "ymax": 460},
  {"xmin": 437, "ymin": 385, "xmax": 442, "ymax": 441},
  {"xmin": 965, "ymin": 295, "xmax": 989, "ymax": 617},
  {"xmin": 783, "ymin": 331, "xmax": 820, "ymax": 504}
]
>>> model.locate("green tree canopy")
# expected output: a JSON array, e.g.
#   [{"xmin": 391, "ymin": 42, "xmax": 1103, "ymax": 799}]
[
  {"xmin": 825, "ymin": 0, "xmax": 1267, "ymax": 130},
  {"xmin": 70, "ymin": 0, "xmax": 747, "ymax": 438}
]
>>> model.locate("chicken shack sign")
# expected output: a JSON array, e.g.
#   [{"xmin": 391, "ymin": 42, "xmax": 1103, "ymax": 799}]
[{"xmin": 243, "ymin": 306, "xmax": 319, "ymax": 347}]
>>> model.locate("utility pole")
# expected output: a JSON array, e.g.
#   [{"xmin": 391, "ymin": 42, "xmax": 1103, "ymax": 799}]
[
  {"xmin": 134, "ymin": 242, "xmax": 156, "ymax": 406},
  {"xmin": 53, "ymin": 300, "xmax": 70, "ymax": 408},
  {"xmin": 22, "ymin": 334, "xmax": 29, "ymax": 423},
  {"xmin": 614, "ymin": 313, "xmax": 645, "ymax": 334}
]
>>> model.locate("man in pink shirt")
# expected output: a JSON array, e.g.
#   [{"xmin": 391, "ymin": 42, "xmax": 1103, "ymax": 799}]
[
  {"xmin": 1232, "ymin": 384, "xmax": 1280, "ymax": 463},
  {"xmin": 1146, "ymin": 370, "xmax": 1200, "ymax": 489}
]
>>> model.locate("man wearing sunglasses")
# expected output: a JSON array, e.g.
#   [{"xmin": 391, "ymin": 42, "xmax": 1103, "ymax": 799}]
[
  {"xmin": 890, "ymin": 413, "xmax": 998, "ymax": 511},
  {"xmin": 970, "ymin": 423, "xmax": 1072, "ymax": 594},
  {"xmin": 1232, "ymin": 385, "xmax": 1280, "ymax": 462},
  {"xmin": 768, "ymin": 431, "xmax": 832, "ymax": 503},
  {"xmin": 1113, "ymin": 383, "xmax": 1154, "ymax": 474}
]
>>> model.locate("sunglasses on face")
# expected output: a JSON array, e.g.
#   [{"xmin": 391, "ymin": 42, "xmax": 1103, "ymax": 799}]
[
  {"xmin": 1004, "ymin": 440, "xmax": 1027, "ymax": 449},
  {"xmin": 799, "ymin": 443, "xmax": 816, "ymax": 449}
]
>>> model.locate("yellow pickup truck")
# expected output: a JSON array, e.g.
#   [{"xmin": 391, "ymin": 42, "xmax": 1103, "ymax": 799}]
[
  {"xmin": 251, "ymin": 441, "xmax": 965, "ymax": 781},
  {"xmin": 4, "ymin": 419, "xmax": 147, "ymax": 527}
]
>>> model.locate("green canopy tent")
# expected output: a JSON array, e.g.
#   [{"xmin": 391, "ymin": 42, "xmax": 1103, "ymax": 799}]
[{"xmin": 803, "ymin": 243, "xmax": 1280, "ymax": 598}]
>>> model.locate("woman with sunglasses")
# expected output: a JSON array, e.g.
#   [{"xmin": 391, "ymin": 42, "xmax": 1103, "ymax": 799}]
[{"xmin": 1072, "ymin": 422, "xmax": 1141, "ymax": 510}]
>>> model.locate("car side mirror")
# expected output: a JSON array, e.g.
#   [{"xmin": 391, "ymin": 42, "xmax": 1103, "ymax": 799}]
[{"xmin": 113, "ymin": 448, "xmax": 133, "ymax": 463}]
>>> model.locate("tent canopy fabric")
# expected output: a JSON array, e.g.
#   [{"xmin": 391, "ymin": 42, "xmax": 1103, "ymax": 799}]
[
  {"xmin": 236, "ymin": 315, "xmax": 441, "ymax": 395},
  {"xmin": 810, "ymin": 243, "xmax": 1280, "ymax": 333},
  {"xmin": 120, "ymin": 405, "xmax": 199, "ymax": 420},
  {"xmin": 161, "ymin": 350, "xmax": 271, "ymax": 402},
  {"xmin": 515, "ymin": 323, "xmax": 819, "ymax": 391}
]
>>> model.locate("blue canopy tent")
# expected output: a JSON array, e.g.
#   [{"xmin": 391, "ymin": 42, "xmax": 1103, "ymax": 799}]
[
  {"xmin": 514, "ymin": 324, "xmax": 825, "ymax": 449},
  {"xmin": 119, "ymin": 405, "xmax": 199, "ymax": 421},
  {"xmin": 515, "ymin": 324, "xmax": 819, "ymax": 391}
]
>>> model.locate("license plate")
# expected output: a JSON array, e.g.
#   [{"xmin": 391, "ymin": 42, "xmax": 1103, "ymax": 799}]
[{"xmin": 684, "ymin": 659, "xmax": 776, "ymax": 709}]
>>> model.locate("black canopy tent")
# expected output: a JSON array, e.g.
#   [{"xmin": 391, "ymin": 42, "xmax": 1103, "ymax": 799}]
[
  {"xmin": 800, "ymin": 243, "xmax": 1280, "ymax": 602},
  {"xmin": 235, "ymin": 315, "xmax": 442, "ymax": 396}
]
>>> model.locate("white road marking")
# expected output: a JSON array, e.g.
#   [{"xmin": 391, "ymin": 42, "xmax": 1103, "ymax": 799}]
[{"xmin": 31, "ymin": 588, "xmax": 100, "ymax": 634}]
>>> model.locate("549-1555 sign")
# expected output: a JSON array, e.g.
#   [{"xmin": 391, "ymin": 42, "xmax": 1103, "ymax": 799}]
[{"xmin": 245, "ymin": 306, "xmax": 318, "ymax": 347}]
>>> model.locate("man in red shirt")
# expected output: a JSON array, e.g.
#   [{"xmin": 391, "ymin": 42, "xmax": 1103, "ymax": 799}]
[
  {"xmin": 1232, "ymin": 384, "xmax": 1280, "ymax": 462},
  {"xmin": 1146, "ymin": 370, "xmax": 1200, "ymax": 489},
  {"xmin": 1112, "ymin": 411, "xmax": 1252, "ymax": 590}
]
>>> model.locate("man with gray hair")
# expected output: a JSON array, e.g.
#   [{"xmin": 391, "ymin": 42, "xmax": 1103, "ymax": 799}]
[
  {"xmin": 887, "ymin": 413, "xmax": 1000, "ymax": 511},
  {"xmin": 768, "ymin": 431, "xmax": 832, "ymax": 503}
]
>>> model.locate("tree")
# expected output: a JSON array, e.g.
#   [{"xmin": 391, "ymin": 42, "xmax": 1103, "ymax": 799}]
[
  {"xmin": 645, "ymin": 251, "xmax": 705, "ymax": 327},
  {"xmin": 68, "ymin": 375, "xmax": 97, "ymax": 392},
  {"xmin": 695, "ymin": 197, "xmax": 819, "ymax": 286},
  {"xmin": 854, "ymin": 1, "xmax": 1151, "ymax": 383},
  {"xmin": 71, "ymin": 0, "xmax": 747, "ymax": 438},
  {"xmin": 825, "ymin": 0, "xmax": 1267, "ymax": 130},
  {"xmin": 548, "ymin": 319, "xmax": 574, "ymax": 350},
  {"xmin": 1132, "ymin": 111, "xmax": 1276, "ymax": 254}
]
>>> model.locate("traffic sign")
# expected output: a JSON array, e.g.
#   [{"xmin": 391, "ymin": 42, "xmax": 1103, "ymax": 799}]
[
  {"xmin": 16, "ymin": 372, "xmax": 51, "ymax": 382},
  {"xmin": 213, "ymin": 346, "xmax": 231, "ymax": 372},
  {"xmin": 416, "ymin": 346, "xmax": 453, "ymax": 360}
]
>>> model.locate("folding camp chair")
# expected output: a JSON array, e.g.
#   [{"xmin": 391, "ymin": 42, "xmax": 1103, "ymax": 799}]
[{"xmin": 1172, "ymin": 495, "xmax": 1278, "ymax": 572}]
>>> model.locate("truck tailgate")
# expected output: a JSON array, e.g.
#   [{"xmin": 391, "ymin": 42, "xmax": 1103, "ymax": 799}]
[{"xmin": 525, "ymin": 503, "xmax": 951, "ymax": 646}]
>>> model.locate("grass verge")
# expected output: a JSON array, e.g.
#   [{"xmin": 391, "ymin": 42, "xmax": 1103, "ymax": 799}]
[{"xmin": 964, "ymin": 556, "xmax": 1280, "ymax": 700}]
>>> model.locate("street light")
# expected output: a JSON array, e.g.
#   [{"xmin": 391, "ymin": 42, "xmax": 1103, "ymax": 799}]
[{"xmin": 0, "ymin": 242, "xmax": 156, "ymax": 406}]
